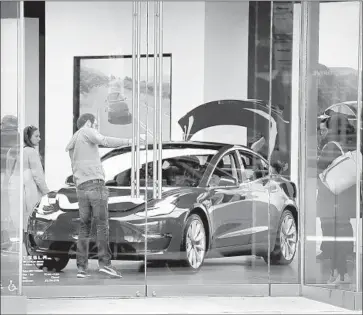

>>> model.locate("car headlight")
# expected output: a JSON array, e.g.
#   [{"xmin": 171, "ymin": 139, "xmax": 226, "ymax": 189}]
[
  {"xmin": 34, "ymin": 194, "xmax": 64, "ymax": 221},
  {"xmin": 35, "ymin": 195, "xmax": 57, "ymax": 215},
  {"xmin": 136, "ymin": 197, "xmax": 177, "ymax": 217}
]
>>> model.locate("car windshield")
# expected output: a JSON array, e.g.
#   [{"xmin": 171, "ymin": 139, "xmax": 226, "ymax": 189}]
[
  {"xmin": 107, "ymin": 92, "xmax": 124, "ymax": 102},
  {"xmin": 326, "ymin": 102, "xmax": 357, "ymax": 117},
  {"xmin": 101, "ymin": 148, "xmax": 218, "ymax": 188},
  {"xmin": 346, "ymin": 103, "xmax": 357, "ymax": 115}
]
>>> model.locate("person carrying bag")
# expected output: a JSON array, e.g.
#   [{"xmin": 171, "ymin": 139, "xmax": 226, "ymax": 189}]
[
  {"xmin": 319, "ymin": 140, "xmax": 362, "ymax": 195},
  {"xmin": 316, "ymin": 113, "xmax": 357, "ymax": 285}
]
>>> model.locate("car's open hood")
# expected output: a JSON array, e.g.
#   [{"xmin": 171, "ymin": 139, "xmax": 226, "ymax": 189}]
[{"xmin": 178, "ymin": 99, "xmax": 290, "ymax": 155}]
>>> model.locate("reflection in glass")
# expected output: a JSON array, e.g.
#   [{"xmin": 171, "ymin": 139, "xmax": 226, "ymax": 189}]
[
  {"xmin": 303, "ymin": 0, "xmax": 361, "ymax": 291},
  {"xmin": 21, "ymin": 2, "xmax": 146, "ymax": 294}
]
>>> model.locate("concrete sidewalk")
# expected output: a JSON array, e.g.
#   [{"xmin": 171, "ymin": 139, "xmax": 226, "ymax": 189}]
[{"xmin": 27, "ymin": 297, "xmax": 361, "ymax": 314}]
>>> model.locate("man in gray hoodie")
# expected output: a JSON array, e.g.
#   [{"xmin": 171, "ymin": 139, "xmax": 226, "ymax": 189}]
[{"xmin": 66, "ymin": 113, "xmax": 130, "ymax": 278}]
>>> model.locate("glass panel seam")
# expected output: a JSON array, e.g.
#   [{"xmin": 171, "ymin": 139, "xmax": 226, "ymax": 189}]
[{"xmin": 355, "ymin": 0, "xmax": 362, "ymax": 293}]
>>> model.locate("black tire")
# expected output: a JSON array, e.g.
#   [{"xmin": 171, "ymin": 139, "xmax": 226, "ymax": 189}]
[
  {"xmin": 138, "ymin": 260, "xmax": 167, "ymax": 273},
  {"xmin": 263, "ymin": 210, "xmax": 297, "ymax": 265},
  {"xmin": 33, "ymin": 243, "xmax": 71, "ymax": 272},
  {"xmin": 38, "ymin": 255, "xmax": 69, "ymax": 272},
  {"xmin": 167, "ymin": 214, "xmax": 207, "ymax": 273}
]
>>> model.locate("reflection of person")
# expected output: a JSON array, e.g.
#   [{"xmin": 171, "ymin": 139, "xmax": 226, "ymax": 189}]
[
  {"xmin": 7, "ymin": 125, "xmax": 49, "ymax": 234},
  {"xmin": 317, "ymin": 114, "xmax": 356, "ymax": 285},
  {"xmin": 316, "ymin": 117, "xmax": 329, "ymax": 260},
  {"xmin": 66, "ymin": 113, "xmax": 130, "ymax": 279},
  {"xmin": 1, "ymin": 115, "xmax": 18, "ymax": 173},
  {"xmin": 1, "ymin": 115, "xmax": 19, "ymax": 248},
  {"xmin": 317, "ymin": 118, "xmax": 328, "ymax": 156}
]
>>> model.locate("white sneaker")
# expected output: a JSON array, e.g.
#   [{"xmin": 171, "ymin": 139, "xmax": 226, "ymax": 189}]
[
  {"xmin": 77, "ymin": 270, "xmax": 91, "ymax": 278},
  {"xmin": 327, "ymin": 269, "xmax": 338, "ymax": 284},
  {"xmin": 334, "ymin": 273, "xmax": 351, "ymax": 285},
  {"xmin": 330, "ymin": 273, "xmax": 351, "ymax": 285},
  {"xmin": 99, "ymin": 265, "xmax": 122, "ymax": 278}
]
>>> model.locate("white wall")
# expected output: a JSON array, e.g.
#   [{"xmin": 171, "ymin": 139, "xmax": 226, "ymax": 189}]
[
  {"xmin": 45, "ymin": 2, "xmax": 206, "ymax": 189},
  {"xmin": 204, "ymin": 2, "xmax": 249, "ymax": 102},
  {"xmin": 1, "ymin": 18, "xmax": 39, "ymax": 127},
  {"xmin": 196, "ymin": 1, "xmax": 249, "ymax": 145},
  {"xmin": 25, "ymin": 19, "xmax": 39, "ymax": 129}
]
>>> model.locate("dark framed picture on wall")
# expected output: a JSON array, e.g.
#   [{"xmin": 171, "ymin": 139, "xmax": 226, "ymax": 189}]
[{"xmin": 73, "ymin": 54, "xmax": 172, "ymax": 141}]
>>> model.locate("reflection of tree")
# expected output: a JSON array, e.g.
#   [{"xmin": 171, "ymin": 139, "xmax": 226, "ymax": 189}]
[
  {"xmin": 79, "ymin": 67, "xmax": 171, "ymax": 100},
  {"xmin": 79, "ymin": 67, "xmax": 110, "ymax": 95},
  {"xmin": 316, "ymin": 64, "xmax": 358, "ymax": 114},
  {"xmin": 123, "ymin": 76, "xmax": 170, "ymax": 99}
]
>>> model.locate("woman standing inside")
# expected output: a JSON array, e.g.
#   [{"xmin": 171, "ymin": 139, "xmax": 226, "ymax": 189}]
[
  {"xmin": 7, "ymin": 125, "xmax": 49, "ymax": 234},
  {"xmin": 317, "ymin": 113, "xmax": 356, "ymax": 285}
]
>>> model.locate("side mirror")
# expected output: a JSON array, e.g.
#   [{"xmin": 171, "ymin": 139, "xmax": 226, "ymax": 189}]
[
  {"xmin": 255, "ymin": 170, "xmax": 269, "ymax": 179},
  {"xmin": 65, "ymin": 175, "xmax": 75, "ymax": 186},
  {"xmin": 105, "ymin": 179, "xmax": 117, "ymax": 187},
  {"xmin": 219, "ymin": 176, "xmax": 238, "ymax": 187}
]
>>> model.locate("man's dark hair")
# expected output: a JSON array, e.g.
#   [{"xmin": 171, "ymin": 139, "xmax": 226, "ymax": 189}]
[
  {"xmin": 326, "ymin": 113, "xmax": 355, "ymax": 144},
  {"xmin": 77, "ymin": 113, "xmax": 96, "ymax": 129}
]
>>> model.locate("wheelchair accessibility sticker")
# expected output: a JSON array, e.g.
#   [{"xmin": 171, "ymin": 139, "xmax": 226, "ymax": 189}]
[{"xmin": 0, "ymin": 280, "xmax": 17, "ymax": 292}]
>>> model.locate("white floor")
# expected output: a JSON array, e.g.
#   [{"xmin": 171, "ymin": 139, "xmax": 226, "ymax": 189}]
[{"xmin": 27, "ymin": 297, "xmax": 361, "ymax": 314}]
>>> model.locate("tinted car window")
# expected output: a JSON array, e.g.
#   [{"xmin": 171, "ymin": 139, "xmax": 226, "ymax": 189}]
[
  {"xmin": 209, "ymin": 152, "xmax": 239, "ymax": 187},
  {"xmin": 102, "ymin": 148, "xmax": 218, "ymax": 183},
  {"xmin": 238, "ymin": 151, "xmax": 268, "ymax": 181},
  {"xmin": 326, "ymin": 104, "xmax": 355, "ymax": 118},
  {"xmin": 338, "ymin": 104, "xmax": 356, "ymax": 117},
  {"xmin": 112, "ymin": 153, "xmax": 215, "ymax": 188},
  {"xmin": 325, "ymin": 105, "xmax": 341, "ymax": 117},
  {"xmin": 107, "ymin": 92, "xmax": 125, "ymax": 102}
]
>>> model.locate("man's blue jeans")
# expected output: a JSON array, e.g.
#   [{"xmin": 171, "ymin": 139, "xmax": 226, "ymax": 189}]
[{"xmin": 76, "ymin": 180, "xmax": 111, "ymax": 271}]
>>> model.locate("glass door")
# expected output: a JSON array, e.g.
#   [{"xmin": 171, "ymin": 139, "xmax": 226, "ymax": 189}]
[
  {"xmin": 300, "ymin": 0, "xmax": 362, "ymax": 293},
  {"xmin": 144, "ymin": 0, "xmax": 301, "ymax": 297},
  {"xmin": 20, "ymin": 1, "xmax": 148, "ymax": 298}
]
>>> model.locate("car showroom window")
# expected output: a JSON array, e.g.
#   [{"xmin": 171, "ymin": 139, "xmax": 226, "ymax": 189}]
[
  {"xmin": 209, "ymin": 152, "xmax": 239, "ymax": 187},
  {"xmin": 238, "ymin": 151, "xmax": 268, "ymax": 181}
]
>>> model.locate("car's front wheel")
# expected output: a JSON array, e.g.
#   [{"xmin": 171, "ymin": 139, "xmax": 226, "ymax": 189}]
[
  {"xmin": 34, "ymin": 254, "xmax": 69, "ymax": 272},
  {"xmin": 263, "ymin": 210, "xmax": 298, "ymax": 265},
  {"xmin": 43, "ymin": 255, "xmax": 70, "ymax": 272},
  {"xmin": 32, "ymin": 243, "xmax": 71, "ymax": 272},
  {"xmin": 167, "ymin": 214, "xmax": 207, "ymax": 273}
]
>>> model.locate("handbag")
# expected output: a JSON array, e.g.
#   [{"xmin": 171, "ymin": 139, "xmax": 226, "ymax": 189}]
[{"xmin": 319, "ymin": 141, "xmax": 362, "ymax": 195}]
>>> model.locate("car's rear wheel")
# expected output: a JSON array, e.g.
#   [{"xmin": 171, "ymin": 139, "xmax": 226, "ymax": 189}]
[
  {"xmin": 263, "ymin": 210, "xmax": 297, "ymax": 265},
  {"xmin": 167, "ymin": 214, "xmax": 207, "ymax": 273}
]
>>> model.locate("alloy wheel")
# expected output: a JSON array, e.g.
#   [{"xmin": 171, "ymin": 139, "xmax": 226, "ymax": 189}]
[
  {"xmin": 186, "ymin": 219, "xmax": 206, "ymax": 269},
  {"xmin": 279, "ymin": 213, "xmax": 297, "ymax": 261}
]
